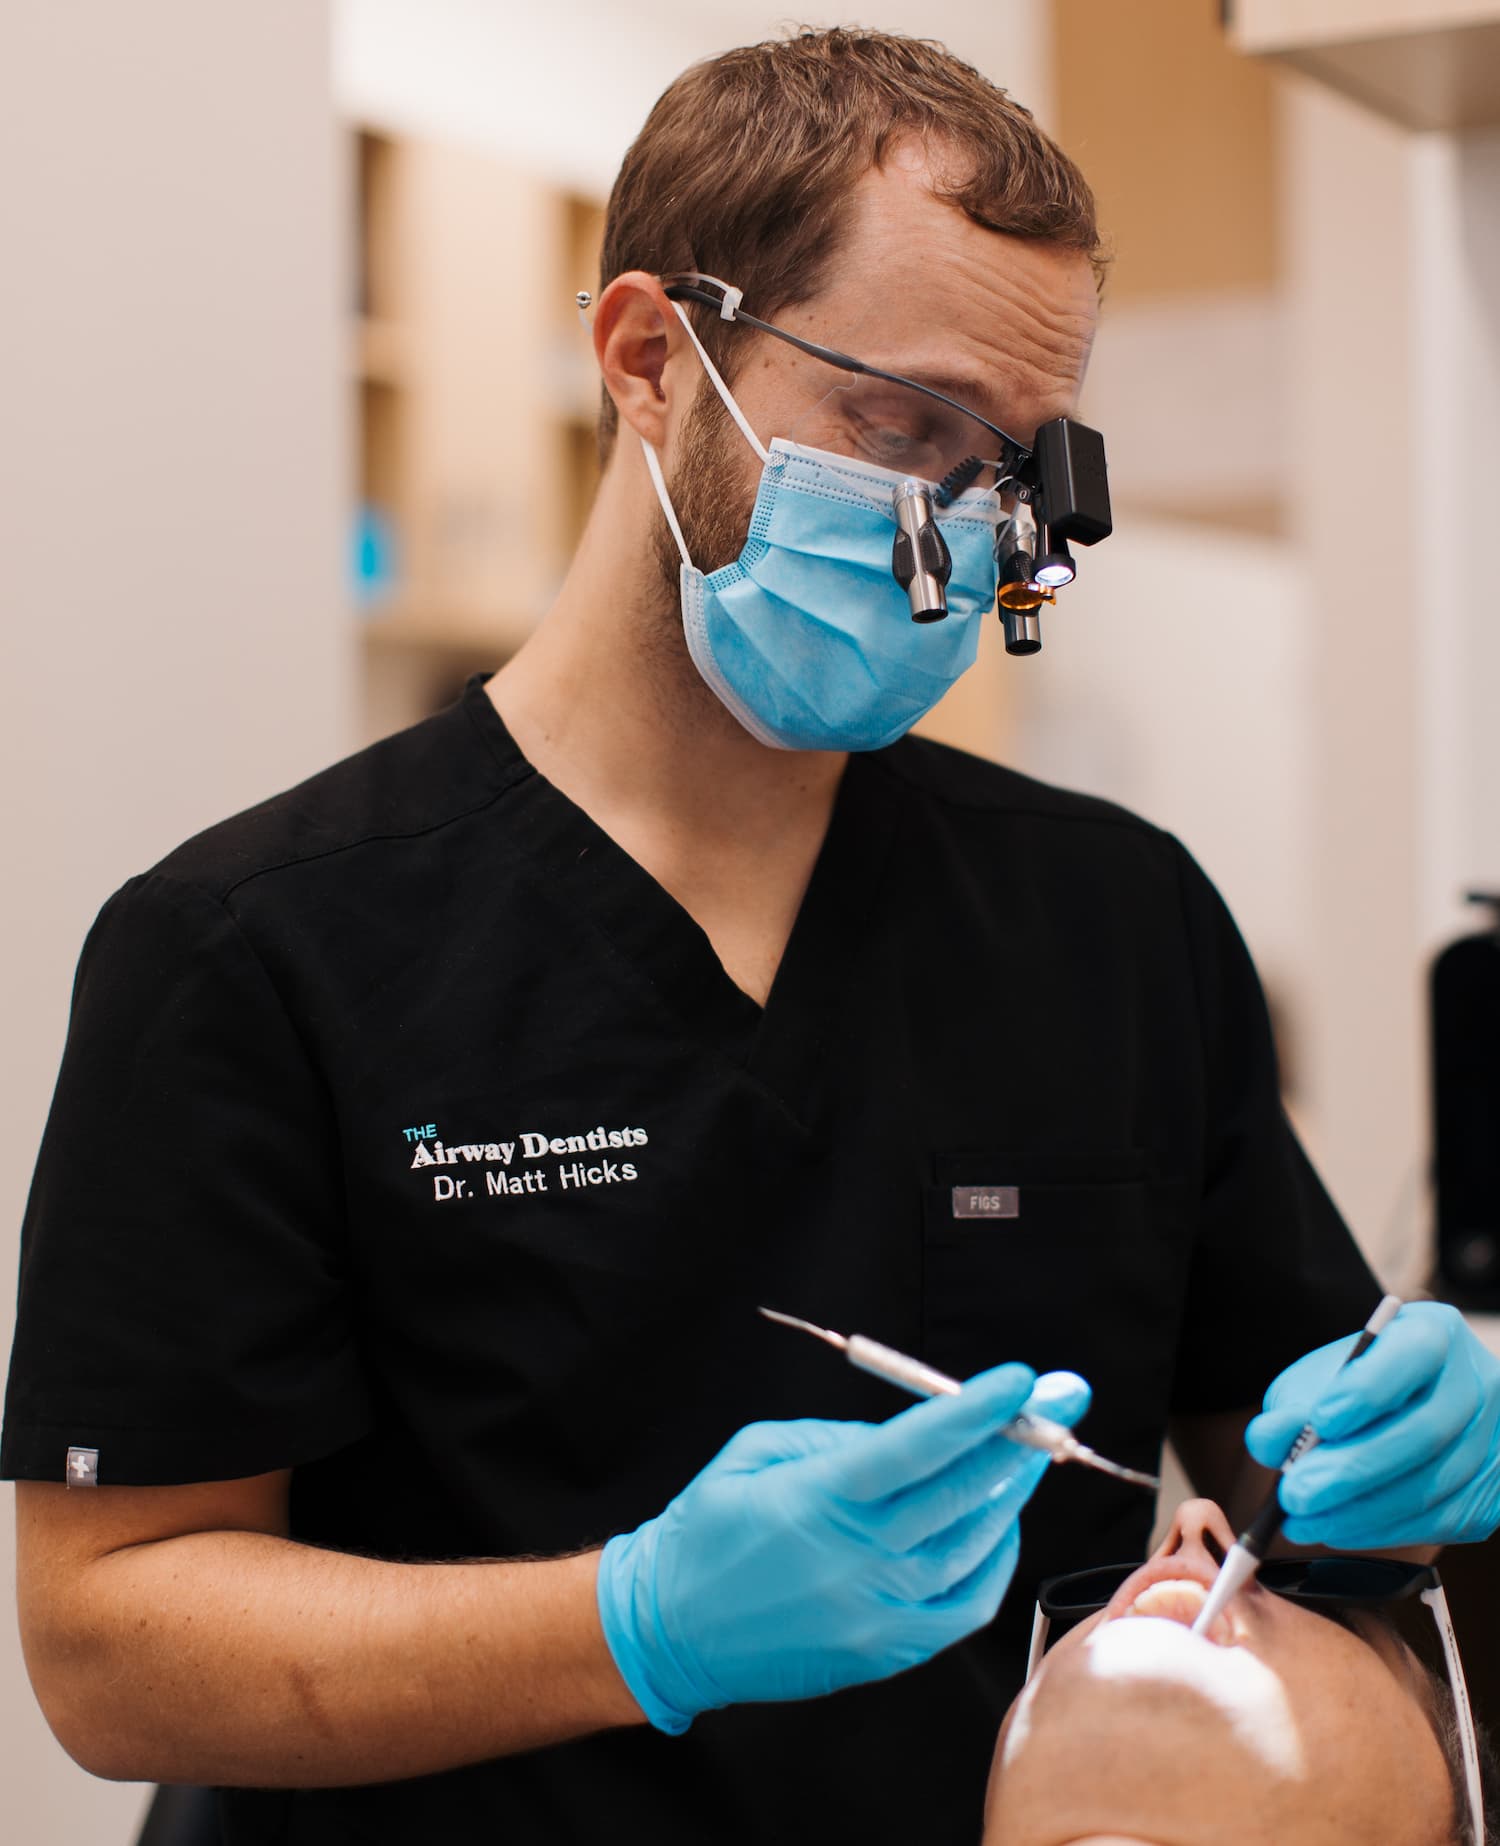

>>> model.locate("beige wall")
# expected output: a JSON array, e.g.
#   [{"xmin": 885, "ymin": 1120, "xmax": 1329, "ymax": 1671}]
[
  {"xmin": 1284, "ymin": 86, "xmax": 1500, "ymax": 1281},
  {"xmin": 1279, "ymin": 77, "xmax": 1425, "ymax": 1273},
  {"xmin": 0, "ymin": 4, "xmax": 346, "ymax": 1838},
  {"xmin": 1413, "ymin": 126, "xmax": 1500, "ymax": 948},
  {"xmin": 333, "ymin": 0, "xmax": 1050, "ymax": 196}
]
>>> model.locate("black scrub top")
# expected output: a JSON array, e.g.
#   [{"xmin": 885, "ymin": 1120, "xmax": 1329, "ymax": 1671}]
[{"xmin": 2, "ymin": 675, "xmax": 1378, "ymax": 1845}]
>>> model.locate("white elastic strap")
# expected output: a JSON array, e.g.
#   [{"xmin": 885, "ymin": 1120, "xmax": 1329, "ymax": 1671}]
[
  {"xmin": 668, "ymin": 300, "xmax": 771, "ymax": 466},
  {"xmin": 1422, "ymin": 1584, "xmax": 1485, "ymax": 1845},
  {"xmin": 639, "ymin": 433, "xmax": 690, "ymax": 569}
]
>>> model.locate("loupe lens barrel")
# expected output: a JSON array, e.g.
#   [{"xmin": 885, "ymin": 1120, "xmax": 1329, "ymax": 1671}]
[{"xmin": 892, "ymin": 480, "xmax": 951, "ymax": 622}]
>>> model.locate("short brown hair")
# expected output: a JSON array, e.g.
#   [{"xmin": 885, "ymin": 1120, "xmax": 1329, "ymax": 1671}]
[{"xmin": 594, "ymin": 26, "xmax": 1104, "ymax": 461}]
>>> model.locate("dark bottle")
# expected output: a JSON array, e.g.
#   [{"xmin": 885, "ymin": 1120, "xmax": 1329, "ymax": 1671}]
[{"xmin": 1433, "ymin": 893, "xmax": 1500, "ymax": 1306}]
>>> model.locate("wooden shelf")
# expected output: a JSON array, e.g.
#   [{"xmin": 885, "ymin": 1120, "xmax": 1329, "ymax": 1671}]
[
  {"xmin": 352, "ymin": 316, "xmax": 410, "ymax": 384},
  {"xmin": 346, "ymin": 124, "xmax": 606, "ymax": 742},
  {"xmin": 561, "ymin": 192, "xmax": 607, "ymax": 325},
  {"xmin": 1228, "ymin": 0, "xmax": 1500, "ymax": 129}
]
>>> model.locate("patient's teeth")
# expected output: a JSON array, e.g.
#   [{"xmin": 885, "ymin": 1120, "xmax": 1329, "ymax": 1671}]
[
  {"xmin": 1128, "ymin": 1580, "xmax": 1233, "ymax": 1643},
  {"xmin": 1130, "ymin": 1579, "xmax": 1205, "ymax": 1619}
]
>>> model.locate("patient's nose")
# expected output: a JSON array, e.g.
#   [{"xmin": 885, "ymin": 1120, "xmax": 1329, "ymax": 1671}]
[{"xmin": 1153, "ymin": 1497, "xmax": 1237, "ymax": 1565}]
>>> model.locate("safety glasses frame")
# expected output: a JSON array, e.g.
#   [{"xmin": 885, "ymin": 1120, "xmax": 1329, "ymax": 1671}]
[{"xmin": 659, "ymin": 271, "xmax": 1033, "ymax": 490}]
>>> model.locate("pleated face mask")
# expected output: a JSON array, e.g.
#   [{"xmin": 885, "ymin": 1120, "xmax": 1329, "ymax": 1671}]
[{"xmin": 641, "ymin": 302, "xmax": 1005, "ymax": 753}]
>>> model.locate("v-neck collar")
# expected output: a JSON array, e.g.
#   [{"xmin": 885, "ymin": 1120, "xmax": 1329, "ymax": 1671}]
[{"xmin": 461, "ymin": 676, "xmax": 904, "ymax": 1126}]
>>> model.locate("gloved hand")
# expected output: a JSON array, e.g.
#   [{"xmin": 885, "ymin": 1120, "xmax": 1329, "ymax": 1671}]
[
  {"xmin": 1245, "ymin": 1302, "xmax": 1500, "ymax": 1550},
  {"xmin": 596, "ymin": 1364, "xmax": 1090, "ymax": 1733}
]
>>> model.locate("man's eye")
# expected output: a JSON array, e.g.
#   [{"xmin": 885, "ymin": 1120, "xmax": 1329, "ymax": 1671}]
[{"xmin": 851, "ymin": 414, "xmax": 928, "ymax": 462}]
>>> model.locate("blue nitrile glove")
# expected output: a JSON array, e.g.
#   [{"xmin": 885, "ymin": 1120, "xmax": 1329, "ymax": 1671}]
[
  {"xmin": 595, "ymin": 1365, "xmax": 1090, "ymax": 1733},
  {"xmin": 1245, "ymin": 1302, "xmax": 1500, "ymax": 1549}
]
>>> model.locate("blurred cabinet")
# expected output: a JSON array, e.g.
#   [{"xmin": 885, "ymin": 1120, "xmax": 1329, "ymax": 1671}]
[
  {"xmin": 1058, "ymin": 0, "xmax": 1278, "ymax": 306},
  {"xmin": 1227, "ymin": 0, "xmax": 1500, "ymax": 128},
  {"xmin": 351, "ymin": 126, "xmax": 603, "ymax": 741}
]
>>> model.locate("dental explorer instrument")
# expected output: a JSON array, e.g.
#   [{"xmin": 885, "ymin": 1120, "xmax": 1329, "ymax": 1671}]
[
  {"xmin": 757, "ymin": 1307, "xmax": 1160, "ymax": 1490},
  {"xmin": 1190, "ymin": 1294, "xmax": 1405, "ymax": 1637}
]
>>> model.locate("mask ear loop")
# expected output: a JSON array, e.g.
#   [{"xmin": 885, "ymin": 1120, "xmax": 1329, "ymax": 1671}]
[
  {"xmin": 577, "ymin": 282, "xmax": 771, "ymax": 563},
  {"xmin": 574, "ymin": 287, "xmax": 695, "ymax": 567},
  {"xmin": 638, "ymin": 293, "xmax": 775, "ymax": 569},
  {"xmin": 666, "ymin": 300, "xmax": 771, "ymax": 467},
  {"xmin": 639, "ymin": 437, "xmax": 690, "ymax": 569}
]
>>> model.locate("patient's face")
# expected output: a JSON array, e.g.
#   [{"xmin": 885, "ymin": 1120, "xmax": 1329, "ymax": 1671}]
[{"xmin": 984, "ymin": 1500, "xmax": 1453, "ymax": 1846}]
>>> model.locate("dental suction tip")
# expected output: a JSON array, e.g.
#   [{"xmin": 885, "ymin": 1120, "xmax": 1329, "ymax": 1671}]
[{"xmin": 1191, "ymin": 1543, "xmax": 1258, "ymax": 1636}]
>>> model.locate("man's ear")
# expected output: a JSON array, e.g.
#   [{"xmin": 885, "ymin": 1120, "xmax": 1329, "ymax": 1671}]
[{"xmin": 594, "ymin": 271, "xmax": 690, "ymax": 450}]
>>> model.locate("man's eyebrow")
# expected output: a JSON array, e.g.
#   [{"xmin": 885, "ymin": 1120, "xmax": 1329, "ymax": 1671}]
[{"xmin": 863, "ymin": 364, "xmax": 996, "ymax": 404}]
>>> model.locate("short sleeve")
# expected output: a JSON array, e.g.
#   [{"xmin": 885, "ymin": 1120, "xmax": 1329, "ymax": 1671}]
[
  {"xmin": 1167, "ymin": 842, "xmax": 1381, "ymax": 1414},
  {"xmin": 1, "ymin": 873, "xmax": 373, "ymax": 1485}
]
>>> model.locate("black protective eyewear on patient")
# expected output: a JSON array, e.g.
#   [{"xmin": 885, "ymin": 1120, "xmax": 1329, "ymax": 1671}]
[{"xmin": 1038, "ymin": 1555, "xmax": 1440, "ymax": 1624}]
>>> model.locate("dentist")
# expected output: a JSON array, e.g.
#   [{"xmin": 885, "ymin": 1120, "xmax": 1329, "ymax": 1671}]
[{"xmin": 7, "ymin": 27, "xmax": 1485, "ymax": 1846}]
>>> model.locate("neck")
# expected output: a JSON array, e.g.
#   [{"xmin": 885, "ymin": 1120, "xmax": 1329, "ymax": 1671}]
[{"xmin": 488, "ymin": 443, "xmax": 847, "ymax": 850}]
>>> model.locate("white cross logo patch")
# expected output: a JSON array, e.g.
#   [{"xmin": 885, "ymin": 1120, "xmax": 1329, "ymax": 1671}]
[{"xmin": 65, "ymin": 1446, "xmax": 99, "ymax": 1488}]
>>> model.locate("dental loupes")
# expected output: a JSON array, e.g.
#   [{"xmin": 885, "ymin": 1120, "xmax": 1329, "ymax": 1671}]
[{"xmin": 758, "ymin": 1307, "xmax": 1159, "ymax": 1490}]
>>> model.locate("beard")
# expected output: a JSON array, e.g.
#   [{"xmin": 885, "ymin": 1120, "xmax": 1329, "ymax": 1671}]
[
  {"xmin": 643, "ymin": 374, "xmax": 761, "ymax": 730},
  {"xmin": 653, "ymin": 369, "xmax": 760, "ymax": 584}
]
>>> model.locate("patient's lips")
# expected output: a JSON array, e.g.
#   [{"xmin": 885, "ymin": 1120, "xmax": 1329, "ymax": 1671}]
[
  {"xmin": 1088, "ymin": 1503, "xmax": 1255, "ymax": 1646},
  {"xmin": 1126, "ymin": 1578, "xmax": 1234, "ymax": 1646},
  {"xmin": 1103, "ymin": 1553, "xmax": 1251, "ymax": 1644}
]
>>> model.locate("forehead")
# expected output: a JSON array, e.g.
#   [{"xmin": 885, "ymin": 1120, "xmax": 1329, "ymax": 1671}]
[{"xmin": 785, "ymin": 143, "xmax": 1099, "ymax": 427}]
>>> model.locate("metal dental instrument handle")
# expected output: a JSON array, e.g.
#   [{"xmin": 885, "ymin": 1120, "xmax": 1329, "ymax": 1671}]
[
  {"xmin": 1190, "ymin": 1294, "xmax": 1405, "ymax": 1637},
  {"xmin": 891, "ymin": 480, "xmax": 952, "ymax": 623},
  {"xmin": 758, "ymin": 1307, "xmax": 1159, "ymax": 1490}
]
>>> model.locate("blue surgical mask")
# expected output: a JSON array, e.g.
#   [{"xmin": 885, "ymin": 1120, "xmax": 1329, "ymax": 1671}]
[{"xmin": 642, "ymin": 304, "xmax": 1003, "ymax": 753}]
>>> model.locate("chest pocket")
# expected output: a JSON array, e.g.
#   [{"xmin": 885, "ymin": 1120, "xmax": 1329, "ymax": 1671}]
[{"xmin": 921, "ymin": 1149, "xmax": 1192, "ymax": 1454}]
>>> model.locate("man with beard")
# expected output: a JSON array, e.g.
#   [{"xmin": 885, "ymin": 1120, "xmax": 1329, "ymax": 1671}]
[{"xmin": 10, "ymin": 27, "xmax": 1500, "ymax": 1846}]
